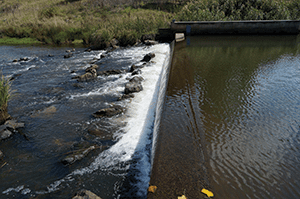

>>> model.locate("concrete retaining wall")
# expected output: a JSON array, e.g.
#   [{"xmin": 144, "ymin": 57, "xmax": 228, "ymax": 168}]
[{"xmin": 170, "ymin": 20, "xmax": 300, "ymax": 35}]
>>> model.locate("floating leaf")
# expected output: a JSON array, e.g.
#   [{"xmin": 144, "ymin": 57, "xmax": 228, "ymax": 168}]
[
  {"xmin": 201, "ymin": 188, "xmax": 214, "ymax": 197},
  {"xmin": 148, "ymin": 185, "xmax": 157, "ymax": 193},
  {"xmin": 178, "ymin": 195, "xmax": 187, "ymax": 199}
]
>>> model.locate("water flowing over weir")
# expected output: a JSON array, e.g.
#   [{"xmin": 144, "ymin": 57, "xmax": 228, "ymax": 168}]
[{"xmin": 0, "ymin": 43, "xmax": 171, "ymax": 199}]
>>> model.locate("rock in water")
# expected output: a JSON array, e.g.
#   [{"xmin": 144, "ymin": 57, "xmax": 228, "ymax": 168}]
[
  {"xmin": 0, "ymin": 129, "xmax": 12, "ymax": 141},
  {"xmin": 61, "ymin": 146, "xmax": 96, "ymax": 165},
  {"xmin": 141, "ymin": 52, "xmax": 155, "ymax": 62},
  {"xmin": 124, "ymin": 82, "xmax": 143, "ymax": 94},
  {"xmin": 72, "ymin": 190, "xmax": 103, "ymax": 199},
  {"xmin": 93, "ymin": 105, "xmax": 125, "ymax": 118}
]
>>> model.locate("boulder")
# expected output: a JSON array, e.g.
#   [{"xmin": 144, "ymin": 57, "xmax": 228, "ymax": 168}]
[
  {"xmin": 124, "ymin": 82, "xmax": 143, "ymax": 94},
  {"xmin": 93, "ymin": 105, "xmax": 125, "ymax": 118},
  {"xmin": 4, "ymin": 120, "xmax": 25, "ymax": 130},
  {"xmin": 72, "ymin": 190, "xmax": 103, "ymax": 199},
  {"xmin": 144, "ymin": 40, "xmax": 159, "ymax": 45},
  {"xmin": 77, "ymin": 69, "xmax": 97, "ymax": 82},
  {"xmin": 19, "ymin": 57, "xmax": 29, "ymax": 62},
  {"xmin": 85, "ymin": 65, "xmax": 99, "ymax": 73},
  {"xmin": 118, "ymin": 93, "xmax": 135, "ymax": 101},
  {"xmin": 129, "ymin": 76, "xmax": 144, "ymax": 83},
  {"xmin": 131, "ymin": 69, "xmax": 142, "ymax": 76},
  {"xmin": 97, "ymin": 69, "xmax": 125, "ymax": 76},
  {"xmin": 141, "ymin": 53, "xmax": 155, "ymax": 62},
  {"xmin": 0, "ymin": 129, "xmax": 12, "ymax": 141},
  {"xmin": 61, "ymin": 146, "xmax": 96, "ymax": 165},
  {"xmin": 129, "ymin": 64, "xmax": 144, "ymax": 72},
  {"xmin": 64, "ymin": 53, "xmax": 73, "ymax": 59}
]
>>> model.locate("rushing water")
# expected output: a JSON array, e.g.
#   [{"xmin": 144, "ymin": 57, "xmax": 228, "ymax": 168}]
[
  {"xmin": 0, "ymin": 43, "xmax": 171, "ymax": 198},
  {"xmin": 149, "ymin": 35, "xmax": 300, "ymax": 199}
]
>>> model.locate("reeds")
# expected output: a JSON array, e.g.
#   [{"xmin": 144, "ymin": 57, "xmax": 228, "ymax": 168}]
[{"xmin": 0, "ymin": 74, "xmax": 13, "ymax": 124}]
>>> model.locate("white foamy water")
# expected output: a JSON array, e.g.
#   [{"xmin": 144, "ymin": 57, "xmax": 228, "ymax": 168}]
[{"xmin": 2, "ymin": 43, "xmax": 171, "ymax": 198}]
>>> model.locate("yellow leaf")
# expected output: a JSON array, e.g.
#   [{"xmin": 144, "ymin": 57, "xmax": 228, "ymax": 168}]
[
  {"xmin": 201, "ymin": 188, "xmax": 214, "ymax": 197},
  {"xmin": 148, "ymin": 185, "xmax": 157, "ymax": 193},
  {"xmin": 178, "ymin": 195, "xmax": 187, "ymax": 199}
]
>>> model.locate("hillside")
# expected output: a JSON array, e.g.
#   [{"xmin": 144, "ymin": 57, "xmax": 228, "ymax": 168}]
[{"xmin": 1, "ymin": 0, "xmax": 299, "ymax": 47}]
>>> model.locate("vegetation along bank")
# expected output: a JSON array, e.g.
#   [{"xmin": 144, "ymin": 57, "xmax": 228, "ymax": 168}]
[{"xmin": 1, "ymin": 0, "xmax": 300, "ymax": 47}]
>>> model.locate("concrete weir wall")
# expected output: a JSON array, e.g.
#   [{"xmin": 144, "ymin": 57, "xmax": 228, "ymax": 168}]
[{"xmin": 169, "ymin": 20, "xmax": 300, "ymax": 36}]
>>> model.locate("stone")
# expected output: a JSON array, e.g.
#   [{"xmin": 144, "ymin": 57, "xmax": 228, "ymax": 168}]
[
  {"xmin": 131, "ymin": 69, "xmax": 142, "ymax": 76},
  {"xmin": 9, "ymin": 73, "xmax": 22, "ymax": 81},
  {"xmin": 61, "ymin": 146, "xmax": 96, "ymax": 165},
  {"xmin": 48, "ymin": 54, "xmax": 54, "ymax": 57},
  {"xmin": 72, "ymin": 190, "xmax": 103, "ymax": 199},
  {"xmin": 144, "ymin": 40, "xmax": 159, "ymax": 45},
  {"xmin": 0, "ymin": 129, "xmax": 12, "ymax": 141},
  {"xmin": 85, "ymin": 65, "xmax": 99, "ymax": 73},
  {"xmin": 93, "ymin": 105, "xmax": 125, "ymax": 118},
  {"xmin": 4, "ymin": 120, "xmax": 25, "ymax": 130},
  {"xmin": 77, "ymin": 69, "xmax": 97, "ymax": 82},
  {"xmin": 129, "ymin": 76, "xmax": 144, "ymax": 83},
  {"xmin": 64, "ymin": 53, "xmax": 73, "ymax": 58},
  {"xmin": 118, "ymin": 93, "xmax": 135, "ymax": 101},
  {"xmin": 19, "ymin": 57, "xmax": 29, "ymax": 61},
  {"xmin": 13, "ymin": 59, "xmax": 18, "ymax": 62},
  {"xmin": 97, "ymin": 69, "xmax": 125, "ymax": 76},
  {"xmin": 129, "ymin": 64, "xmax": 144, "ymax": 72},
  {"xmin": 124, "ymin": 82, "xmax": 143, "ymax": 94},
  {"xmin": 141, "ymin": 53, "xmax": 155, "ymax": 62}
]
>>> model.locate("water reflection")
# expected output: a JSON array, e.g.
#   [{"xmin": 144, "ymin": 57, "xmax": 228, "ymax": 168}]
[{"xmin": 150, "ymin": 35, "xmax": 300, "ymax": 199}]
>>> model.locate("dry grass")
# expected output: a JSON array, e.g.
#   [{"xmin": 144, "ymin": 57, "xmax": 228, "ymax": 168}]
[{"xmin": 0, "ymin": 0, "xmax": 178, "ymax": 46}]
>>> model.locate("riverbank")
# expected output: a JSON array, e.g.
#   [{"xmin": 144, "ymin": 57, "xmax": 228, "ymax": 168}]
[{"xmin": 1, "ymin": 0, "xmax": 300, "ymax": 47}]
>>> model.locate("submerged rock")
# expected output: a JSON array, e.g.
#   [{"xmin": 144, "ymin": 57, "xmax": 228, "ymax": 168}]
[
  {"xmin": 129, "ymin": 76, "xmax": 144, "ymax": 83},
  {"xmin": 97, "ymin": 69, "xmax": 126, "ymax": 76},
  {"xmin": 118, "ymin": 93, "xmax": 135, "ymax": 101},
  {"xmin": 77, "ymin": 69, "xmax": 97, "ymax": 82},
  {"xmin": 93, "ymin": 105, "xmax": 125, "ymax": 118},
  {"xmin": 141, "ymin": 52, "xmax": 155, "ymax": 62},
  {"xmin": 61, "ymin": 146, "xmax": 96, "ymax": 165},
  {"xmin": 129, "ymin": 64, "xmax": 144, "ymax": 72},
  {"xmin": 85, "ymin": 65, "xmax": 99, "ymax": 73},
  {"xmin": 124, "ymin": 81, "xmax": 143, "ymax": 94},
  {"xmin": 72, "ymin": 189, "xmax": 103, "ymax": 199},
  {"xmin": 0, "ymin": 120, "xmax": 25, "ymax": 141},
  {"xmin": 64, "ymin": 53, "xmax": 73, "ymax": 59}
]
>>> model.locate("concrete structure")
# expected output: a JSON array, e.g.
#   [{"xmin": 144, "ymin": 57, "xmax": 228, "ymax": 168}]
[{"xmin": 157, "ymin": 20, "xmax": 300, "ymax": 42}]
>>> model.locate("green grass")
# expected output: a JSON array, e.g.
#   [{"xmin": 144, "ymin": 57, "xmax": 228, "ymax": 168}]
[{"xmin": 0, "ymin": 37, "xmax": 41, "ymax": 45}]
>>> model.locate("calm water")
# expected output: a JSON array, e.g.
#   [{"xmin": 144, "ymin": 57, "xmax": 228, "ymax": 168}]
[
  {"xmin": 149, "ymin": 36, "xmax": 300, "ymax": 199},
  {"xmin": 0, "ymin": 43, "xmax": 171, "ymax": 198}
]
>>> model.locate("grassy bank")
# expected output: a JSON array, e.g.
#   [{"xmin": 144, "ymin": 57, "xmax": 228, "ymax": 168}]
[
  {"xmin": 1, "ymin": 0, "xmax": 300, "ymax": 47},
  {"xmin": 0, "ymin": 0, "xmax": 179, "ymax": 47}
]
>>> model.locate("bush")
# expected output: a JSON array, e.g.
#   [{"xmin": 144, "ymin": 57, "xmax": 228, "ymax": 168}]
[{"xmin": 177, "ymin": 0, "xmax": 300, "ymax": 21}]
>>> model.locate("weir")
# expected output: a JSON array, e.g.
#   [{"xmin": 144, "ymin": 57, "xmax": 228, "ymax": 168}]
[{"xmin": 158, "ymin": 20, "xmax": 300, "ymax": 41}]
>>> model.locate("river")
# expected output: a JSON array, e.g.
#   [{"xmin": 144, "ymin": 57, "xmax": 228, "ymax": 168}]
[{"xmin": 0, "ymin": 43, "xmax": 171, "ymax": 198}]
